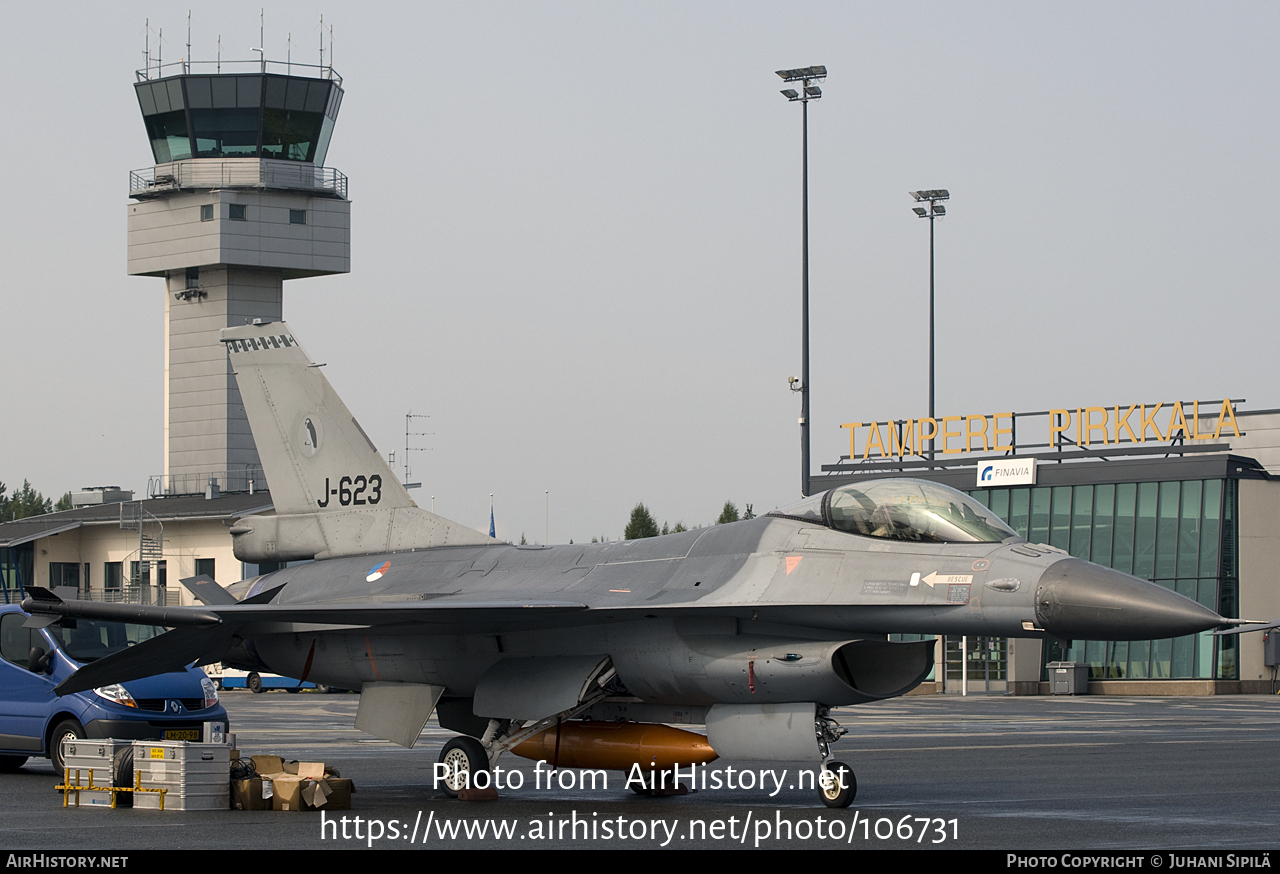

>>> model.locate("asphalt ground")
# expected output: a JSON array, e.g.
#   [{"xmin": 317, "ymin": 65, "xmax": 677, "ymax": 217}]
[{"xmin": 1, "ymin": 692, "xmax": 1278, "ymax": 852}]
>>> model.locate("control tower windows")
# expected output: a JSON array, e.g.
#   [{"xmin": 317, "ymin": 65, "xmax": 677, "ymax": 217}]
[
  {"xmin": 262, "ymin": 109, "xmax": 324, "ymax": 162},
  {"xmin": 191, "ymin": 108, "xmax": 261, "ymax": 158},
  {"xmin": 136, "ymin": 74, "xmax": 343, "ymax": 164},
  {"xmin": 143, "ymin": 110, "xmax": 192, "ymax": 163}
]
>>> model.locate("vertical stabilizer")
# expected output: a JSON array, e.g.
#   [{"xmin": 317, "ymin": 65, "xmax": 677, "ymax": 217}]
[
  {"xmin": 222, "ymin": 322, "xmax": 409, "ymax": 515},
  {"xmin": 220, "ymin": 321, "xmax": 494, "ymax": 561}
]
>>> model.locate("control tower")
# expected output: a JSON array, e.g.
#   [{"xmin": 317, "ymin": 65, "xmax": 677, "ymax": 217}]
[{"xmin": 127, "ymin": 60, "xmax": 350, "ymax": 496}]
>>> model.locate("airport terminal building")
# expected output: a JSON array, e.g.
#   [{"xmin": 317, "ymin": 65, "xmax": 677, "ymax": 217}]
[{"xmin": 812, "ymin": 399, "xmax": 1280, "ymax": 695}]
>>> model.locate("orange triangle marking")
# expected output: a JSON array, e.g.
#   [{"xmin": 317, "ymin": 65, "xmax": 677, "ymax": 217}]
[{"xmin": 786, "ymin": 555, "xmax": 802, "ymax": 575}]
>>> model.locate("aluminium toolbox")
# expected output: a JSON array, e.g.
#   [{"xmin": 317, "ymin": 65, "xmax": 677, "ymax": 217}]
[
  {"xmin": 133, "ymin": 740, "xmax": 230, "ymax": 811},
  {"xmin": 61, "ymin": 739, "xmax": 134, "ymax": 808}
]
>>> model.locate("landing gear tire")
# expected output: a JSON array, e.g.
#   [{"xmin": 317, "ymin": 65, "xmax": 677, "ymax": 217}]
[
  {"xmin": 437, "ymin": 736, "xmax": 489, "ymax": 799},
  {"xmin": 819, "ymin": 761, "xmax": 856, "ymax": 809},
  {"xmin": 247, "ymin": 673, "xmax": 264, "ymax": 693},
  {"xmin": 49, "ymin": 719, "xmax": 85, "ymax": 774},
  {"xmin": 286, "ymin": 687, "xmax": 301, "ymax": 694}
]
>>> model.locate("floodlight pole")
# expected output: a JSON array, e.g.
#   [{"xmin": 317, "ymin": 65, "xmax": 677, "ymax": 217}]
[
  {"xmin": 801, "ymin": 95, "xmax": 811, "ymax": 496},
  {"xmin": 929, "ymin": 210, "xmax": 935, "ymax": 438},
  {"xmin": 910, "ymin": 190, "xmax": 950, "ymax": 462},
  {"xmin": 778, "ymin": 66, "xmax": 825, "ymax": 497}
]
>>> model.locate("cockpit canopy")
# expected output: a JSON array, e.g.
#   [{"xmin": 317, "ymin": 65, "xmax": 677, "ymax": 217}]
[{"xmin": 770, "ymin": 479, "xmax": 1019, "ymax": 544}]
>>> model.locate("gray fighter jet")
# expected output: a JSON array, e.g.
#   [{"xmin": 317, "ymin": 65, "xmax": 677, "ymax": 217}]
[{"xmin": 24, "ymin": 321, "xmax": 1227, "ymax": 807}]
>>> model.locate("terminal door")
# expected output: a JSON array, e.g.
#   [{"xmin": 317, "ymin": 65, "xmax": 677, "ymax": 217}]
[{"xmin": 944, "ymin": 636, "xmax": 1008, "ymax": 694}]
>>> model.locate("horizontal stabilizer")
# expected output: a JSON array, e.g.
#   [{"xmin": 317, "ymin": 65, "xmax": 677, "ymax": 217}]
[{"xmin": 180, "ymin": 575, "xmax": 238, "ymax": 606}]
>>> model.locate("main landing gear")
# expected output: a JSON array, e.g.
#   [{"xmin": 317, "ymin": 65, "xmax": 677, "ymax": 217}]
[
  {"xmin": 436, "ymin": 737, "xmax": 489, "ymax": 799},
  {"xmin": 435, "ymin": 669, "xmax": 620, "ymax": 798}
]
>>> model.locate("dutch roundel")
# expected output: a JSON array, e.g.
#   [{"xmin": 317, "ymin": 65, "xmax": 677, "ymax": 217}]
[{"xmin": 366, "ymin": 561, "xmax": 391, "ymax": 582}]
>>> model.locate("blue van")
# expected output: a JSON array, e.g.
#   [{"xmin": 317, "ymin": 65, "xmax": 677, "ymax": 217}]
[{"xmin": 0, "ymin": 603, "xmax": 229, "ymax": 772}]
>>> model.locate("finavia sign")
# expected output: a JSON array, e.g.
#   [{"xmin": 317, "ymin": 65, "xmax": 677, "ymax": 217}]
[{"xmin": 976, "ymin": 458, "xmax": 1037, "ymax": 488}]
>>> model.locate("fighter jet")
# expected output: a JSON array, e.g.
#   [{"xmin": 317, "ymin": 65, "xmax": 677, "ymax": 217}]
[{"xmin": 23, "ymin": 321, "xmax": 1227, "ymax": 807}]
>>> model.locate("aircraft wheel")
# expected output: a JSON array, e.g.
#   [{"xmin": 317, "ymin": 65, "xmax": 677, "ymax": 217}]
[
  {"xmin": 49, "ymin": 719, "xmax": 85, "ymax": 774},
  {"xmin": 0, "ymin": 755, "xmax": 28, "ymax": 772},
  {"xmin": 819, "ymin": 761, "xmax": 856, "ymax": 809},
  {"xmin": 247, "ymin": 673, "xmax": 264, "ymax": 693},
  {"xmin": 437, "ymin": 736, "xmax": 488, "ymax": 798},
  {"xmin": 286, "ymin": 687, "xmax": 301, "ymax": 694}
]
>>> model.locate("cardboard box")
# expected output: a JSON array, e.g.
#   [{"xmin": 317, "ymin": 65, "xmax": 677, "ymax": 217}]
[
  {"xmin": 231, "ymin": 777, "xmax": 268, "ymax": 811},
  {"xmin": 250, "ymin": 756, "xmax": 353, "ymax": 812}
]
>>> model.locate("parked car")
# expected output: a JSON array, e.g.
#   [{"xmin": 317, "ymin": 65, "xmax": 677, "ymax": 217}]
[
  {"xmin": 216, "ymin": 668, "xmax": 316, "ymax": 693},
  {"xmin": 0, "ymin": 603, "xmax": 229, "ymax": 772}
]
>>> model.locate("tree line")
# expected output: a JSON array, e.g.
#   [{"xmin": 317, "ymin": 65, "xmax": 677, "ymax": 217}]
[
  {"xmin": 620, "ymin": 500, "xmax": 755, "ymax": 541},
  {"xmin": 0, "ymin": 480, "xmax": 72, "ymax": 522}
]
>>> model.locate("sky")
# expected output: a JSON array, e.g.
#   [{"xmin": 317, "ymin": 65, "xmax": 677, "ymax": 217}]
[{"xmin": 2, "ymin": 2, "xmax": 1277, "ymax": 544}]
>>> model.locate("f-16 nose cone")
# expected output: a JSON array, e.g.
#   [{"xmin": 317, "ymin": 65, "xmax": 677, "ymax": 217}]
[{"xmin": 1035, "ymin": 558, "xmax": 1224, "ymax": 640}]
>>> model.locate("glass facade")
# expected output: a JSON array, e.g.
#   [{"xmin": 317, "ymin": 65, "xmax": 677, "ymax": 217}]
[
  {"xmin": 969, "ymin": 478, "xmax": 1237, "ymax": 681},
  {"xmin": 0, "ymin": 545, "xmax": 33, "ymax": 604},
  {"xmin": 135, "ymin": 74, "xmax": 344, "ymax": 166}
]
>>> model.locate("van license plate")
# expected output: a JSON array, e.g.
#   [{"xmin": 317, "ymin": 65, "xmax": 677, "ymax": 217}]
[{"xmin": 164, "ymin": 729, "xmax": 200, "ymax": 741}]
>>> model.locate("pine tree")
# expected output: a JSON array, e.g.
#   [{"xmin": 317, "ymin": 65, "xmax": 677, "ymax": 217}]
[
  {"xmin": 716, "ymin": 501, "xmax": 740, "ymax": 524},
  {"xmin": 624, "ymin": 504, "xmax": 659, "ymax": 539},
  {"xmin": 0, "ymin": 480, "xmax": 52, "ymax": 521}
]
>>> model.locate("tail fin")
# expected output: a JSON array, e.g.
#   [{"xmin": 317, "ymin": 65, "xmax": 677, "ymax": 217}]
[{"xmin": 221, "ymin": 321, "xmax": 494, "ymax": 561}]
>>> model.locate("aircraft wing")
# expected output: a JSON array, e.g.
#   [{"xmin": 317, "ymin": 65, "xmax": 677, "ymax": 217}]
[
  {"xmin": 22, "ymin": 590, "xmax": 594, "ymax": 695},
  {"xmin": 22, "ymin": 588, "xmax": 590, "ymax": 632}
]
